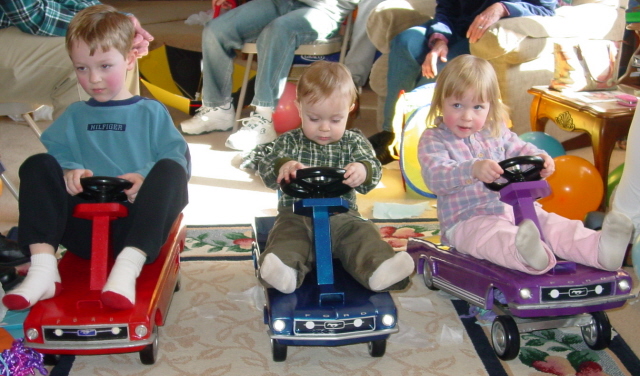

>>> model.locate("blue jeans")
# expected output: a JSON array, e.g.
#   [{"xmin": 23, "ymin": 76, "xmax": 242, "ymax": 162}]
[
  {"xmin": 383, "ymin": 20, "xmax": 470, "ymax": 132},
  {"xmin": 202, "ymin": 0, "xmax": 341, "ymax": 109}
]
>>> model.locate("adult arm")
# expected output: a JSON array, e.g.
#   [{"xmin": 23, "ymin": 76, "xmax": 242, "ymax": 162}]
[
  {"xmin": 0, "ymin": 0, "xmax": 100, "ymax": 36},
  {"xmin": 1, "ymin": 0, "xmax": 153, "ymax": 56}
]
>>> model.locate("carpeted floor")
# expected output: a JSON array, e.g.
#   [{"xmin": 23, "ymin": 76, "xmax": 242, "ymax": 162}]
[{"xmin": 52, "ymin": 258, "xmax": 640, "ymax": 376}]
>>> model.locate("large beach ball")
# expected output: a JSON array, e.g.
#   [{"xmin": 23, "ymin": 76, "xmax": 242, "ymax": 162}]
[
  {"xmin": 520, "ymin": 132, "xmax": 566, "ymax": 158},
  {"xmin": 273, "ymin": 82, "xmax": 301, "ymax": 133},
  {"xmin": 538, "ymin": 155, "xmax": 603, "ymax": 220}
]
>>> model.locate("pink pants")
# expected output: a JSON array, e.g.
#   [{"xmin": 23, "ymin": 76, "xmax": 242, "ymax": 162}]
[{"xmin": 449, "ymin": 207, "xmax": 605, "ymax": 275}]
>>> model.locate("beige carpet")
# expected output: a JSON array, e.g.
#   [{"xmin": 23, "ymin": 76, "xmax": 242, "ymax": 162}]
[{"xmin": 61, "ymin": 260, "xmax": 640, "ymax": 375}]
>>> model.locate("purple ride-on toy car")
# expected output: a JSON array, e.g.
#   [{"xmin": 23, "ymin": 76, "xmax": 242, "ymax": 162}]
[
  {"xmin": 252, "ymin": 167, "xmax": 399, "ymax": 362},
  {"xmin": 406, "ymin": 156, "xmax": 635, "ymax": 360}
]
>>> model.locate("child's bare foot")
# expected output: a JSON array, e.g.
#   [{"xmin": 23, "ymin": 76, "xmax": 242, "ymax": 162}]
[
  {"xmin": 260, "ymin": 253, "xmax": 297, "ymax": 294},
  {"xmin": 101, "ymin": 247, "xmax": 146, "ymax": 310},
  {"xmin": 368, "ymin": 251, "xmax": 414, "ymax": 291},
  {"xmin": 2, "ymin": 253, "xmax": 61, "ymax": 310},
  {"xmin": 515, "ymin": 220, "xmax": 548, "ymax": 271},
  {"xmin": 598, "ymin": 211, "xmax": 633, "ymax": 271}
]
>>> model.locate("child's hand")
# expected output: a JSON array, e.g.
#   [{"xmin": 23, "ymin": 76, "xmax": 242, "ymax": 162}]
[
  {"xmin": 63, "ymin": 169, "xmax": 93, "ymax": 196},
  {"xmin": 119, "ymin": 173, "xmax": 144, "ymax": 203},
  {"xmin": 277, "ymin": 161, "xmax": 307, "ymax": 184},
  {"xmin": 343, "ymin": 162, "xmax": 366, "ymax": 188},
  {"xmin": 472, "ymin": 159, "xmax": 503, "ymax": 184},
  {"xmin": 539, "ymin": 154, "xmax": 556, "ymax": 178}
]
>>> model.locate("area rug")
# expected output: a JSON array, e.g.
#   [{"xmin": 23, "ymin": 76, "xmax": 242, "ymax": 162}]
[
  {"xmin": 50, "ymin": 260, "xmax": 640, "ymax": 376},
  {"xmin": 181, "ymin": 218, "xmax": 441, "ymax": 261}
]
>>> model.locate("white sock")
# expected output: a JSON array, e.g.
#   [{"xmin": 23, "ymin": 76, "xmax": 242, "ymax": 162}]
[
  {"xmin": 254, "ymin": 106, "xmax": 273, "ymax": 120},
  {"xmin": 6, "ymin": 253, "xmax": 60, "ymax": 307},
  {"xmin": 368, "ymin": 251, "xmax": 414, "ymax": 291},
  {"xmin": 102, "ymin": 247, "xmax": 146, "ymax": 306},
  {"xmin": 515, "ymin": 220, "xmax": 548, "ymax": 271},
  {"xmin": 260, "ymin": 253, "xmax": 297, "ymax": 294},
  {"xmin": 598, "ymin": 211, "xmax": 633, "ymax": 270}
]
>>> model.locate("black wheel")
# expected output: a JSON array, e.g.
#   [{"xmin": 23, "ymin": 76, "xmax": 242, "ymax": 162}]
[
  {"xmin": 491, "ymin": 315, "xmax": 521, "ymax": 360},
  {"xmin": 78, "ymin": 176, "xmax": 133, "ymax": 202},
  {"xmin": 484, "ymin": 156, "xmax": 545, "ymax": 191},
  {"xmin": 271, "ymin": 339, "xmax": 287, "ymax": 362},
  {"xmin": 421, "ymin": 259, "xmax": 438, "ymax": 291},
  {"xmin": 139, "ymin": 327, "xmax": 159, "ymax": 365},
  {"xmin": 174, "ymin": 274, "xmax": 181, "ymax": 292},
  {"xmin": 368, "ymin": 339, "xmax": 386, "ymax": 357},
  {"xmin": 42, "ymin": 354, "xmax": 61, "ymax": 366},
  {"xmin": 581, "ymin": 311, "xmax": 611, "ymax": 350},
  {"xmin": 279, "ymin": 167, "xmax": 352, "ymax": 199}
]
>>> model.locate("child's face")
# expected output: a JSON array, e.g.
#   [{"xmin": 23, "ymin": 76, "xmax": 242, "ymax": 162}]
[
  {"xmin": 70, "ymin": 40, "xmax": 136, "ymax": 102},
  {"xmin": 442, "ymin": 90, "xmax": 490, "ymax": 139},
  {"xmin": 297, "ymin": 92, "xmax": 354, "ymax": 145}
]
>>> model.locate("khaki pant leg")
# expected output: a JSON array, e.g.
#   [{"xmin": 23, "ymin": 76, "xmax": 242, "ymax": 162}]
[
  {"xmin": 1, "ymin": 27, "xmax": 139, "ymax": 119},
  {"xmin": 259, "ymin": 208, "xmax": 314, "ymax": 289}
]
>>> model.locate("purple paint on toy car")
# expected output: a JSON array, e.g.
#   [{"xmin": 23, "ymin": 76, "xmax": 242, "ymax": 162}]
[{"xmin": 407, "ymin": 238, "xmax": 634, "ymax": 318}]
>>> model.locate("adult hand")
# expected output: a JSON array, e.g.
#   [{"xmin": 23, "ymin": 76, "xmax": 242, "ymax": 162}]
[
  {"xmin": 128, "ymin": 15, "xmax": 154, "ymax": 58},
  {"xmin": 466, "ymin": 3, "xmax": 508, "ymax": 44},
  {"xmin": 422, "ymin": 40, "xmax": 448, "ymax": 79}
]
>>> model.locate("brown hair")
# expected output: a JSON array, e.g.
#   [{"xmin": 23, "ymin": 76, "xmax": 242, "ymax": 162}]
[
  {"xmin": 66, "ymin": 4, "xmax": 134, "ymax": 58},
  {"xmin": 296, "ymin": 60, "xmax": 358, "ymax": 107},
  {"xmin": 426, "ymin": 54, "xmax": 509, "ymax": 137}
]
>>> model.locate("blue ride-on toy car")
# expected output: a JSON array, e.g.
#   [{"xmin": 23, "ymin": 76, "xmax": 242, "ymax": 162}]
[{"xmin": 252, "ymin": 167, "xmax": 399, "ymax": 362}]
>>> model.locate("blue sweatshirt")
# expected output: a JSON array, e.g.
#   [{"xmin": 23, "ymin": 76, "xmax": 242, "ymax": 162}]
[{"xmin": 42, "ymin": 96, "xmax": 190, "ymax": 178}]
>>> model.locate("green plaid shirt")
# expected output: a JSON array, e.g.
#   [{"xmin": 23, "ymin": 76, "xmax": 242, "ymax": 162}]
[
  {"xmin": 257, "ymin": 128, "xmax": 382, "ymax": 211},
  {"xmin": 0, "ymin": 0, "xmax": 100, "ymax": 36}
]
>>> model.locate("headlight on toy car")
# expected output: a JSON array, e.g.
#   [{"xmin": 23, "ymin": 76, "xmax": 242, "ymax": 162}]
[
  {"xmin": 134, "ymin": 325, "xmax": 148, "ymax": 338},
  {"xmin": 273, "ymin": 319, "xmax": 286, "ymax": 333},
  {"xmin": 26, "ymin": 328, "xmax": 39, "ymax": 341},
  {"xmin": 618, "ymin": 279, "xmax": 631, "ymax": 292},
  {"xmin": 381, "ymin": 314, "xmax": 395, "ymax": 327},
  {"xmin": 519, "ymin": 288, "xmax": 532, "ymax": 300}
]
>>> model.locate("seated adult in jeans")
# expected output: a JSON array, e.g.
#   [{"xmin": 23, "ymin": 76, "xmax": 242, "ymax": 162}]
[
  {"xmin": 180, "ymin": 0, "xmax": 357, "ymax": 152},
  {"xmin": 0, "ymin": 0, "xmax": 153, "ymax": 120},
  {"xmin": 369, "ymin": 0, "xmax": 555, "ymax": 164}
]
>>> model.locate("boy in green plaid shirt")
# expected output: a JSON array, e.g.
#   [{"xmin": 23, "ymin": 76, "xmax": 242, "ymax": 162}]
[{"xmin": 256, "ymin": 61, "xmax": 414, "ymax": 294}]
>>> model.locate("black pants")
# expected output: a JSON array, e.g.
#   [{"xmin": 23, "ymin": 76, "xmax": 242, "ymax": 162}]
[{"xmin": 18, "ymin": 154, "xmax": 189, "ymax": 263}]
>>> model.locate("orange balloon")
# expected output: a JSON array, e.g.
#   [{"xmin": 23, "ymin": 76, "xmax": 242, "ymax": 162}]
[
  {"xmin": 538, "ymin": 155, "xmax": 603, "ymax": 220},
  {"xmin": 273, "ymin": 82, "xmax": 301, "ymax": 133}
]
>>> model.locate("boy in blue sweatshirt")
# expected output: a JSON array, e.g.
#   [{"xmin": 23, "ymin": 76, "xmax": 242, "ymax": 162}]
[{"xmin": 3, "ymin": 4, "xmax": 190, "ymax": 311}]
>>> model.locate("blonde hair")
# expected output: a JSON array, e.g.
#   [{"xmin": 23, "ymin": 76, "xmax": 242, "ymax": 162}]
[
  {"xmin": 296, "ymin": 61, "xmax": 358, "ymax": 107},
  {"xmin": 66, "ymin": 4, "xmax": 134, "ymax": 58},
  {"xmin": 426, "ymin": 54, "xmax": 509, "ymax": 137}
]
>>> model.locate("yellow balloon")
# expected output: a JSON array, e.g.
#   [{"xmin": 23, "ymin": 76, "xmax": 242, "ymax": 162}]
[{"xmin": 538, "ymin": 155, "xmax": 603, "ymax": 220}]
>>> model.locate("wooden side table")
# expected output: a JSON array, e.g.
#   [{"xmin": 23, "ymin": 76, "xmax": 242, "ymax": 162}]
[{"xmin": 527, "ymin": 86, "xmax": 634, "ymax": 195}]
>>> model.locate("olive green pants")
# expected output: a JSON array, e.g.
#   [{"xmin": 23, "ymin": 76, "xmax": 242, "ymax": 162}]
[{"xmin": 259, "ymin": 207, "xmax": 410, "ymax": 291}]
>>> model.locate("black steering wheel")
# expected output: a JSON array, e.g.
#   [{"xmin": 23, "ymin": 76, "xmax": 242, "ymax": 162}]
[
  {"xmin": 78, "ymin": 176, "xmax": 133, "ymax": 203},
  {"xmin": 279, "ymin": 167, "xmax": 352, "ymax": 199},
  {"xmin": 484, "ymin": 156, "xmax": 545, "ymax": 192}
]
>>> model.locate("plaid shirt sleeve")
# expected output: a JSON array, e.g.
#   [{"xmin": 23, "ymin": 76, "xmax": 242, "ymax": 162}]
[{"xmin": 1, "ymin": 0, "xmax": 100, "ymax": 36}]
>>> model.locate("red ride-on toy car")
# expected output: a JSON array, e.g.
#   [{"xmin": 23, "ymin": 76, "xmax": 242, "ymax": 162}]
[{"xmin": 21, "ymin": 177, "xmax": 186, "ymax": 365}]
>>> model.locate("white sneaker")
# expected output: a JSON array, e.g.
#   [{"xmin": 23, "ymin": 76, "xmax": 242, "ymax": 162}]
[
  {"xmin": 225, "ymin": 112, "xmax": 277, "ymax": 151},
  {"xmin": 180, "ymin": 105, "xmax": 235, "ymax": 135}
]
